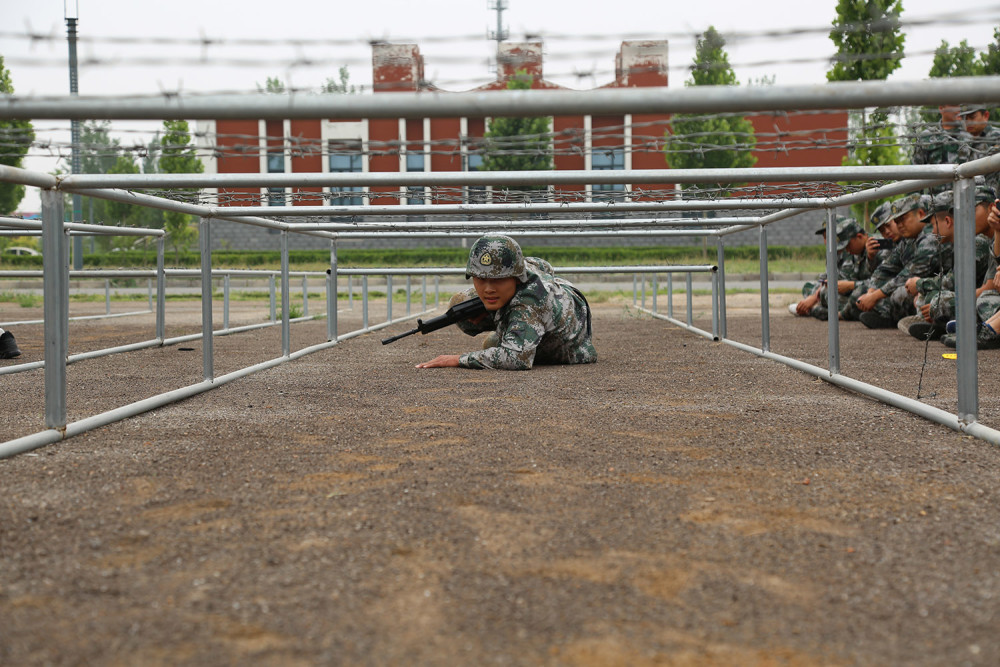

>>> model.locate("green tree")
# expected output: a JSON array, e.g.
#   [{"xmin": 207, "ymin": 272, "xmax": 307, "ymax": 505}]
[
  {"xmin": 980, "ymin": 27, "xmax": 1000, "ymax": 74},
  {"xmin": 0, "ymin": 55, "xmax": 35, "ymax": 214},
  {"xmin": 257, "ymin": 76, "xmax": 286, "ymax": 93},
  {"xmin": 827, "ymin": 0, "xmax": 905, "ymax": 82},
  {"xmin": 929, "ymin": 39, "xmax": 981, "ymax": 77},
  {"xmin": 323, "ymin": 66, "xmax": 362, "ymax": 94},
  {"xmin": 827, "ymin": 0, "xmax": 906, "ymax": 224},
  {"xmin": 158, "ymin": 120, "xmax": 203, "ymax": 262},
  {"xmin": 663, "ymin": 27, "xmax": 757, "ymax": 196},
  {"xmin": 479, "ymin": 72, "xmax": 552, "ymax": 194}
]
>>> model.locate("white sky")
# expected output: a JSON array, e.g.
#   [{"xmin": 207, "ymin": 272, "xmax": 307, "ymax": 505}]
[{"xmin": 4, "ymin": 0, "xmax": 1000, "ymax": 211}]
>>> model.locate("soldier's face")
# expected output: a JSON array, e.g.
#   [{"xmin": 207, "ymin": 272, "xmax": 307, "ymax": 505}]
[
  {"xmin": 473, "ymin": 276, "xmax": 518, "ymax": 311},
  {"xmin": 932, "ymin": 212, "xmax": 954, "ymax": 242},
  {"xmin": 878, "ymin": 220, "xmax": 900, "ymax": 241},
  {"xmin": 939, "ymin": 105, "xmax": 961, "ymax": 126},
  {"xmin": 975, "ymin": 202, "xmax": 991, "ymax": 236},
  {"xmin": 964, "ymin": 111, "xmax": 989, "ymax": 135},
  {"xmin": 896, "ymin": 210, "xmax": 926, "ymax": 238},
  {"xmin": 845, "ymin": 234, "xmax": 868, "ymax": 255}
]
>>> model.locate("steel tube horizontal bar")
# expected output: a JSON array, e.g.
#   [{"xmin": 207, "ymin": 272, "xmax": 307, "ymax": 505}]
[
  {"xmin": 285, "ymin": 217, "xmax": 754, "ymax": 231},
  {"xmin": 0, "ymin": 309, "xmax": 152, "ymax": 329},
  {"xmin": 0, "ymin": 217, "xmax": 165, "ymax": 237},
  {"xmin": 328, "ymin": 229, "xmax": 720, "ymax": 239},
  {"xmin": 0, "ymin": 164, "xmax": 58, "ymax": 188},
  {"xmin": 334, "ymin": 264, "xmax": 715, "ymax": 276},
  {"xmin": 722, "ymin": 338, "xmax": 1000, "ymax": 445},
  {"xmin": 4, "ymin": 76, "xmax": 1000, "ymax": 120},
  {"xmin": 214, "ymin": 199, "xmax": 830, "ymax": 217},
  {"xmin": 58, "ymin": 164, "xmax": 958, "ymax": 189},
  {"xmin": 639, "ymin": 308, "xmax": 718, "ymax": 341}
]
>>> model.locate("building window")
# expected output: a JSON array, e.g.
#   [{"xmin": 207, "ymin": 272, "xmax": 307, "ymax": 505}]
[
  {"xmin": 464, "ymin": 141, "xmax": 488, "ymax": 204},
  {"xmin": 592, "ymin": 147, "xmax": 625, "ymax": 201},
  {"xmin": 329, "ymin": 140, "xmax": 363, "ymax": 207},
  {"xmin": 406, "ymin": 151, "xmax": 425, "ymax": 206},
  {"xmin": 267, "ymin": 149, "xmax": 285, "ymax": 207}
]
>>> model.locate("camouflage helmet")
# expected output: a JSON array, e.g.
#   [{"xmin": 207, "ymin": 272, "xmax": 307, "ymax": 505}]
[
  {"xmin": 870, "ymin": 201, "xmax": 894, "ymax": 230},
  {"xmin": 466, "ymin": 234, "xmax": 528, "ymax": 282}
]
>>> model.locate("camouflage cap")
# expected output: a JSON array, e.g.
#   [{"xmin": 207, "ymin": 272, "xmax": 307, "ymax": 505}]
[
  {"xmin": 959, "ymin": 104, "xmax": 987, "ymax": 116},
  {"xmin": 870, "ymin": 201, "xmax": 894, "ymax": 230},
  {"xmin": 465, "ymin": 234, "xmax": 528, "ymax": 282},
  {"xmin": 835, "ymin": 216, "xmax": 863, "ymax": 251},
  {"xmin": 921, "ymin": 190, "xmax": 954, "ymax": 221},
  {"xmin": 975, "ymin": 177, "xmax": 997, "ymax": 205},
  {"xmin": 891, "ymin": 193, "xmax": 925, "ymax": 220}
]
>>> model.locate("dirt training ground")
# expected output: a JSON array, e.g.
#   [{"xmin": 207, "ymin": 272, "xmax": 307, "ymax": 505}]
[{"xmin": 2, "ymin": 298, "xmax": 999, "ymax": 665}]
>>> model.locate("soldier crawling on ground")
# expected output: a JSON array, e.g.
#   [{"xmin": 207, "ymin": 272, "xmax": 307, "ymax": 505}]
[
  {"xmin": 788, "ymin": 216, "xmax": 870, "ymax": 321},
  {"xmin": 415, "ymin": 234, "xmax": 597, "ymax": 371}
]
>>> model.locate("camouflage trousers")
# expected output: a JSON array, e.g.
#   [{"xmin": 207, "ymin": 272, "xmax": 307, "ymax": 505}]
[
  {"xmin": 914, "ymin": 288, "xmax": 1000, "ymax": 324},
  {"xmin": 840, "ymin": 281, "xmax": 875, "ymax": 321},
  {"xmin": 801, "ymin": 281, "xmax": 831, "ymax": 319},
  {"xmin": 870, "ymin": 284, "xmax": 916, "ymax": 324}
]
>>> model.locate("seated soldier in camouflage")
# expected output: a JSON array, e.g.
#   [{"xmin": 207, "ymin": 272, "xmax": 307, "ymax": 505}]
[
  {"xmin": 416, "ymin": 234, "xmax": 597, "ymax": 371},
  {"xmin": 856, "ymin": 193, "xmax": 937, "ymax": 329},
  {"xmin": 788, "ymin": 216, "xmax": 869, "ymax": 321},
  {"xmin": 904, "ymin": 190, "xmax": 993, "ymax": 340},
  {"xmin": 842, "ymin": 201, "xmax": 897, "ymax": 321}
]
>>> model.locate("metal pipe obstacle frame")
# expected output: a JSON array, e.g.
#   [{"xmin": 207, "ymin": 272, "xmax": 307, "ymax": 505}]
[{"xmin": 1, "ymin": 76, "xmax": 1000, "ymax": 456}]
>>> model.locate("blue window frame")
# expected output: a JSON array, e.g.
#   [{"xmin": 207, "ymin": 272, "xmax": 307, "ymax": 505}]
[
  {"xmin": 329, "ymin": 141, "xmax": 363, "ymax": 207},
  {"xmin": 406, "ymin": 151, "xmax": 425, "ymax": 205},
  {"xmin": 592, "ymin": 148, "xmax": 625, "ymax": 197}
]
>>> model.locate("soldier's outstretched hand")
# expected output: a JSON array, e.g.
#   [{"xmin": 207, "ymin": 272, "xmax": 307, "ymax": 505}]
[{"xmin": 416, "ymin": 354, "xmax": 461, "ymax": 369}]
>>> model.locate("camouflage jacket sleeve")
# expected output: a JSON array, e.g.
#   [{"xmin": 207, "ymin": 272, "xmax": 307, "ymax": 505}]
[
  {"xmin": 870, "ymin": 239, "xmax": 912, "ymax": 294},
  {"xmin": 458, "ymin": 297, "xmax": 547, "ymax": 370},
  {"xmin": 899, "ymin": 230, "xmax": 945, "ymax": 285},
  {"xmin": 451, "ymin": 287, "xmax": 496, "ymax": 336}
]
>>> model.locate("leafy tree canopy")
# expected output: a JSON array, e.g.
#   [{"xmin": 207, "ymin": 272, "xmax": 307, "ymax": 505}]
[
  {"xmin": 480, "ymin": 72, "xmax": 553, "ymax": 177},
  {"xmin": 0, "ymin": 55, "xmax": 35, "ymax": 215},
  {"xmin": 929, "ymin": 38, "xmax": 981, "ymax": 77},
  {"xmin": 664, "ymin": 27, "xmax": 756, "ymax": 192},
  {"xmin": 827, "ymin": 0, "xmax": 905, "ymax": 82}
]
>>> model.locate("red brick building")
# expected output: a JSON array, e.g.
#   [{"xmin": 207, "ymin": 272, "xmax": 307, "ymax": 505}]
[{"xmin": 200, "ymin": 40, "xmax": 847, "ymax": 215}]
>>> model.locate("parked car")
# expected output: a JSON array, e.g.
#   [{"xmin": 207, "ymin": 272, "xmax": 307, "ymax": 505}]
[{"xmin": 2, "ymin": 246, "xmax": 41, "ymax": 256}]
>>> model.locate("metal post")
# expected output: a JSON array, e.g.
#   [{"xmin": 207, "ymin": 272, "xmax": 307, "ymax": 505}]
[
  {"xmin": 652, "ymin": 273, "xmax": 658, "ymax": 313},
  {"xmin": 711, "ymin": 269, "xmax": 720, "ymax": 339},
  {"xmin": 953, "ymin": 177, "xmax": 978, "ymax": 421},
  {"xmin": 199, "ymin": 218, "xmax": 214, "ymax": 382},
  {"xmin": 686, "ymin": 273, "xmax": 693, "ymax": 326},
  {"xmin": 301, "ymin": 274, "xmax": 309, "ymax": 318},
  {"xmin": 223, "ymin": 274, "xmax": 230, "ymax": 330},
  {"xmin": 386, "ymin": 275, "xmax": 393, "ymax": 322},
  {"xmin": 362, "ymin": 275, "xmax": 369, "ymax": 330},
  {"xmin": 41, "ymin": 189, "xmax": 67, "ymax": 429},
  {"xmin": 716, "ymin": 237, "xmax": 727, "ymax": 340},
  {"xmin": 328, "ymin": 241, "xmax": 338, "ymax": 342},
  {"xmin": 156, "ymin": 236, "xmax": 165, "ymax": 342},
  {"xmin": 667, "ymin": 273, "xmax": 674, "ymax": 319},
  {"xmin": 641, "ymin": 275, "xmax": 646, "ymax": 309},
  {"xmin": 759, "ymin": 224, "xmax": 771, "ymax": 353},
  {"xmin": 269, "ymin": 274, "xmax": 276, "ymax": 323},
  {"xmin": 66, "ymin": 13, "xmax": 83, "ymax": 271},
  {"xmin": 825, "ymin": 208, "xmax": 841, "ymax": 375},
  {"xmin": 281, "ymin": 231, "xmax": 290, "ymax": 357},
  {"xmin": 406, "ymin": 276, "xmax": 412, "ymax": 315},
  {"xmin": 104, "ymin": 279, "xmax": 110, "ymax": 315}
]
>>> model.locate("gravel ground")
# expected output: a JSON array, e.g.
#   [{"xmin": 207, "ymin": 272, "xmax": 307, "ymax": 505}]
[{"xmin": 1, "ymin": 295, "xmax": 999, "ymax": 666}]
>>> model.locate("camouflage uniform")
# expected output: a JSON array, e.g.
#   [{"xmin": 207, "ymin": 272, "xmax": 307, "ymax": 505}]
[
  {"xmin": 843, "ymin": 202, "xmax": 894, "ymax": 321},
  {"xmin": 914, "ymin": 234, "xmax": 992, "ymax": 324},
  {"xmin": 957, "ymin": 108, "xmax": 1000, "ymax": 195},
  {"xmin": 800, "ymin": 217, "xmax": 869, "ymax": 320},
  {"xmin": 913, "ymin": 120, "xmax": 964, "ymax": 194},
  {"xmin": 456, "ymin": 235, "xmax": 597, "ymax": 371}
]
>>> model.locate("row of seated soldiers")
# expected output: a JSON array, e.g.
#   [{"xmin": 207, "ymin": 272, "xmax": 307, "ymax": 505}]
[{"xmin": 790, "ymin": 179, "xmax": 1000, "ymax": 350}]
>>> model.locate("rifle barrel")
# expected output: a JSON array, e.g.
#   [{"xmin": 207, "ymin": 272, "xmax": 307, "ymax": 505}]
[{"xmin": 381, "ymin": 327, "xmax": 420, "ymax": 345}]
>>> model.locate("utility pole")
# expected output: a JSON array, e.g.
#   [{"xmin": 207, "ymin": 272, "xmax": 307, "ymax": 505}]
[
  {"xmin": 66, "ymin": 0, "xmax": 83, "ymax": 269},
  {"xmin": 487, "ymin": 0, "xmax": 509, "ymax": 75}
]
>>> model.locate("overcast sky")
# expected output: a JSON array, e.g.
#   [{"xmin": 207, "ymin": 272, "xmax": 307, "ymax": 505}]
[{"xmin": 5, "ymin": 0, "xmax": 1000, "ymax": 210}]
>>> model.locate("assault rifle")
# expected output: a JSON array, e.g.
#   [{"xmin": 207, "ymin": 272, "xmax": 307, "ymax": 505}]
[{"xmin": 381, "ymin": 297, "xmax": 488, "ymax": 345}]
